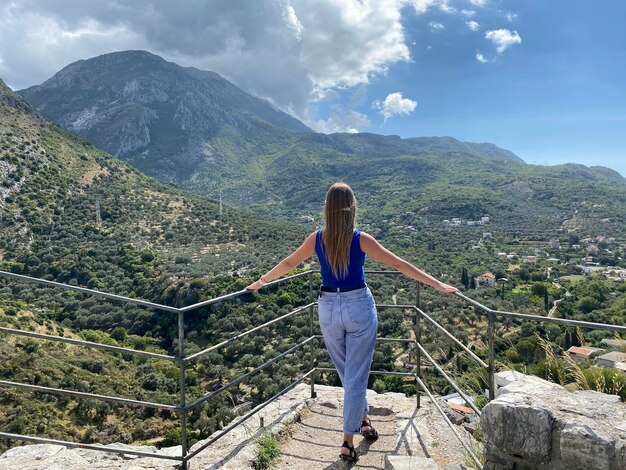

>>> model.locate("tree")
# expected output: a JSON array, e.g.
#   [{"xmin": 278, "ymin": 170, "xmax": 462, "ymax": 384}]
[
  {"xmin": 461, "ymin": 267, "xmax": 469, "ymax": 289},
  {"xmin": 577, "ymin": 296, "xmax": 599, "ymax": 314}
]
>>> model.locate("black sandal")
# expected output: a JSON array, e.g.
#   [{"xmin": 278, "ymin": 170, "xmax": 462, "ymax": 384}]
[
  {"xmin": 339, "ymin": 441, "xmax": 358, "ymax": 463},
  {"xmin": 360, "ymin": 419, "xmax": 379, "ymax": 439}
]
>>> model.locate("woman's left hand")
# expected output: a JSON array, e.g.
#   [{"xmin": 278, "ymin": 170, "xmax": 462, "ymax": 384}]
[
  {"xmin": 245, "ymin": 280, "xmax": 265, "ymax": 292},
  {"xmin": 435, "ymin": 282, "xmax": 459, "ymax": 295}
]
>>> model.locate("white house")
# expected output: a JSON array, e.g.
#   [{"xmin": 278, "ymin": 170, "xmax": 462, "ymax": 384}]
[{"xmin": 476, "ymin": 272, "xmax": 496, "ymax": 287}]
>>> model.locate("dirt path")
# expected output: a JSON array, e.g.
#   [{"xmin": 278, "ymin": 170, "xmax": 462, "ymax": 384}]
[{"xmin": 548, "ymin": 298, "xmax": 563, "ymax": 318}]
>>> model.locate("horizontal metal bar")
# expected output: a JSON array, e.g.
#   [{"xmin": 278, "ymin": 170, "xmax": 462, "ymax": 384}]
[
  {"xmin": 490, "ymin": 308, "xmax": 626, "ymax": 333},
  {"xmin": 0, "ymin": 432, "xmax": 183, "ymax": 461},
  {"xmin": 184, "ymin": 302, "xmax": 314, "ymax": 363},
  {"xmin": 414, "ymin": 375, "xmax": 482, "ymax": 468},
  {"xmin": 375, "ymin": 337, "xmax": 415, "ymax": 343},
  {"xmin": 376, "ymin": 304, "xmax": 416, "ymax": 309},
  {"xmin": 0, "ymin": 326, "xmax": 177, "ymax": 362},
  {"xmin": 0, "ymin": 270, "xmax": 180, "ymax": 313},
  {"xmin": 415, "ymin": 342, "xmax": 481, "ymax": 416},
  {"xmin": 454, "ymin": 291, "xmax": 491, "ymax": 312},
  {"xmin": 314, "ymin": 334, "xmax": 413, "ymax": 344},
  {"xmin": 186, "ymin": 336, "xmax": 316, "ymax": 410},
  {"xmin": 0, "ymin": 379, "xmax": 177, "ymax": 411},
  {"xmin": 414, "ymin": 307, "xmax": 488, "ymax": 368},
  {"xmin": 315, "ymin": 367, "xmax": 417, "ymax": 377},
  {"xmin": 364, "ymin": 270, "xmax": 403, "ymax": 275},
  {"xmin": 455, "ymin": 290, "xmax": 626, "ymax": 333},
  {"xmin": 184, "ymin": 369, "xmax": 316, "ymax": 461},
  {"xmin": 180, "ymin": 271, "xmax": 315, "ymax": 312}
]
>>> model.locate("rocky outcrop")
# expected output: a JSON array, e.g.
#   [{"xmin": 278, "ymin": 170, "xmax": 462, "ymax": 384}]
[{"xmin": 482, "ymin": 374, "xmax": 626, "ymax": 470}]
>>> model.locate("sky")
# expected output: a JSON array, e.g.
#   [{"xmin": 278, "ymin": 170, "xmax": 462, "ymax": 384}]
[{"xmin": 0, "ymin": 0, "xmax": 625, "ymax": 176}]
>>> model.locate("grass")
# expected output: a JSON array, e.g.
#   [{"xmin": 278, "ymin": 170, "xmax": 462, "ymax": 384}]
[
  {"xmin": 252, "ymin": 430, "xmax": 281, "ymax": 470},
  {"xmin": 559, "ymin": 275, "xmax": 584, "ymax": 282},
  {"xmin": 463, "ymin": 438, "xmax": 485, "ymax": 470}
]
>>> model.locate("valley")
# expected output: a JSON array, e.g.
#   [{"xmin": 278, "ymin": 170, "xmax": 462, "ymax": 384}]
[{"xmin": 0, "ymin": 57, "xmax": 625, "ymax": 458}]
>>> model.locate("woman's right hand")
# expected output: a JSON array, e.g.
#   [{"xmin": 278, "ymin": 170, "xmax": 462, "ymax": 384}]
[
  {"xmin": 245, "ymin": 280, "xmax": 265, "ymax": 292},
  {"xmin": 434, "ymin": 282, "xmax": 459, "ymax": 295}
]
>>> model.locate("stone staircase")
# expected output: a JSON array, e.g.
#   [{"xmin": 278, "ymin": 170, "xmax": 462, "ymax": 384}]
[{"xmin": 0, "ymin": 384, "xmax": 475, "ymax": 469}]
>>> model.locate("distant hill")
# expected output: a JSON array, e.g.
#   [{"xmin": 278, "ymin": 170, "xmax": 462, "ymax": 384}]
[
  {"xmin": 18, "ymin": 50, "xmax": 312, "ymax": 181},
  {"xmin": 303, "ymin": 133, "xmax": 523, "ymax": 162}
]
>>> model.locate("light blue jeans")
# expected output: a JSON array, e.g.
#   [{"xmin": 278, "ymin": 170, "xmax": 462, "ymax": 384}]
[{"xmin": 317, "ymin": 286, "xmax": 378, "ymax": 435}]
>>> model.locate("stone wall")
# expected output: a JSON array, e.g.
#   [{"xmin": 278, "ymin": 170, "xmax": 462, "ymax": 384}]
[{"xmin": 481, "ymin": 374, "xmax": 626, "ymax": 470}]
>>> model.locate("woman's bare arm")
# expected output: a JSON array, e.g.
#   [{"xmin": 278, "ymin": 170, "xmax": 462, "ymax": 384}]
[
  {"xmin": 245, "ymin": 231, "xmax": 317, "ymax": 291},
  {"xmin": 359, "ymin": 232, "xmax": 458, "ymax": 294}
]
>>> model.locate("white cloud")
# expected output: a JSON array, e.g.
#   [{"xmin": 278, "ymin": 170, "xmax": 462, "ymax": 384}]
[
  {"xmin": 0, "ymin": 0, "xmax": 419, "ymax": 120},
  {"xmin": 505, "ymin": 11, "xmax": 518, "ymax": 22},
  {"xmin": 460, "ymin": 9, "xmax": 476, "ymax": 17},
  {"xmin": 406, "ymin": 0, "xmax": 452, "ymax": 14},
  {"xmin": 469, "ymin": 0, "xmax": 487, "ymax": 6},
  {"xmin": 429, "ymin": 21, "xmax": 445, "ymax": 31},
  {"xmin": 373, "ymin": 92, "xmax": 417, "ymax": 120},
  {"xmin": 283, "ymin": 4, "xmax": 304, "ymax": 40},
  {"xmin": 466, "ymin": 20, "xmax": 479, "ymax": 31},
  {"xmin": 475, "ymin": 51, "xmax": 488, "ymax": 63},
  {"xmin": 485, "ymin": 28, "xmax": 521, "ymax": 53},
  {"xmin": 313, "ymin": 106, "xmax": 370, "ymax": 133}
]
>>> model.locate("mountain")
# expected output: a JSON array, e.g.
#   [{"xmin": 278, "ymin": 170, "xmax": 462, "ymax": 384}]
[
  {"xmin": 18, "ymin": 50, "xmax": 312, "ymax": 181},
  {"xmin": 301, "ymin": 133, "xmax": 524, "ymax": 162},
  {"xmin": 17, "ymin": 51, "xmax": 522, "ymax": 191},
  {"xmin": 15, "ymin": 51, "xmax": 626, "ymax": 236},
  {"xmin": 1, "ymin": 77, "xmax": 307, "ymax": 288}
]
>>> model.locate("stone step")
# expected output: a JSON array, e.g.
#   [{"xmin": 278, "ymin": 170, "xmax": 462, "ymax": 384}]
[{"xmin": 384, "ymin": 454, "xmax": 439, "ymax": 469}]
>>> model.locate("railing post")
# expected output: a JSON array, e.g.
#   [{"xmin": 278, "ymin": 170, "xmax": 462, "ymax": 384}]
[
  {"xmin": 488, "ymin": 310, "xmax": 495, "ymax": 401},
  {"xmin": 178, "ymin": 310, "xmax": 188, "ymax": 470},
  {"xmin": 309, "ymin": 271, "xmax": 317, "ymax": 398},
  {"xmin": 415, "ymin": 281, "xmax": 421, "ymax": 409}
]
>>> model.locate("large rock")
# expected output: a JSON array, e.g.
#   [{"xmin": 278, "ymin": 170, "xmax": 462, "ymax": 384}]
[{"xmin": 482, "ymin": 374, "xmax": 626, "ymax": 470}]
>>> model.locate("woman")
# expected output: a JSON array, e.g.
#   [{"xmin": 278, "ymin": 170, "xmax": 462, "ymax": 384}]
[{"xmin": 246, "ymin": 182, "xmax": 458, "ymax": 463}]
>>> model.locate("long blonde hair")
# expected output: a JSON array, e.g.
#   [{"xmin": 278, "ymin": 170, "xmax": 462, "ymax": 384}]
[{"xmin": 322, "ymin": 182, "xmax": 357, "ymax": 279}]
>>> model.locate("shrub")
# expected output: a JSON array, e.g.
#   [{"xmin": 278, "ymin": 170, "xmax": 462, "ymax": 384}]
[{"xmin": 253, "ymin": 431, "xmax": 281, "ymax": 470}]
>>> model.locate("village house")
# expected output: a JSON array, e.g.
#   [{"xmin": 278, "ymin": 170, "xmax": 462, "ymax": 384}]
[
  {"xmin": 596, "ymin": 351, "xmax": 626, "ymax": 368},
  {"xmin": 566, "ymin": 346, "xmax": 604, "ymax": 363},
  {"xmin": 476, "ymin": 272, "xmax": 496, "ymax": 287}
]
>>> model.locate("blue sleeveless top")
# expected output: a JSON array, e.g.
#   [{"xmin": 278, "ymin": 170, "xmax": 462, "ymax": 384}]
[{"xmin": 315, "ymin": 229, "xmax": 366, "ymax": 288}]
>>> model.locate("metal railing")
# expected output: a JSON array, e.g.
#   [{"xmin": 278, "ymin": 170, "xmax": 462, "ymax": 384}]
[{"xmin": 1, "ymin": 268, "xmax": 625, "ymax": 468}]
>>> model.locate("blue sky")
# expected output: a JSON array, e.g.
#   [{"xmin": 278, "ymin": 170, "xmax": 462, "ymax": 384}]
[
  {"xmin": 321, "ymin": 0, "xmax": 626, "ymax": 175},
  {"xmin": 0, "ymin": 0, "xmax": 624, "ymax": 175}
]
